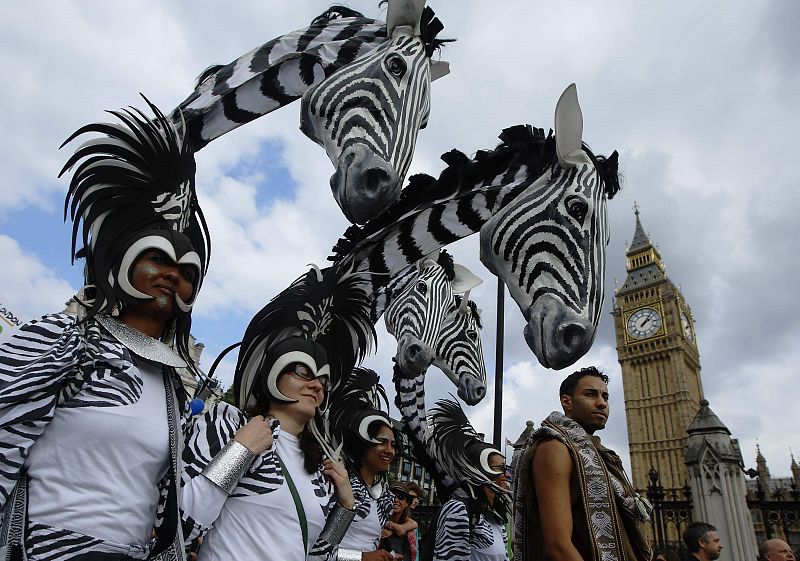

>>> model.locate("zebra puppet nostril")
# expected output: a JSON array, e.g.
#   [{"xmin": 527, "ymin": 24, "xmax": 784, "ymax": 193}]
[
  {"xmin": 363, "ymin": 167, "xmax": 392, "ymax": 195},
  {"xmin": 560, "ymin": 322, "xmax": 589, "ymax": 352},
  {"xmin": 407, "ymin": 343, "xmax": 422, "ymax": 357}
]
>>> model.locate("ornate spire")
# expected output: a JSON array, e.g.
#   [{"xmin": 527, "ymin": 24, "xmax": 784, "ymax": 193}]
[
  {"xmin": 791, "ymin": 449, "xmax": 800, "ymax": 483},
  {"xmin": 619, "ymin": 205, "xmax": 667, "ymax": 294},
  {"xmin": 627, "ymin": 201, "xmax": 652, "ymax": 255},
  {"xmin": 756, "ymin": 442, "xmax": 771, "ymax": 480}
]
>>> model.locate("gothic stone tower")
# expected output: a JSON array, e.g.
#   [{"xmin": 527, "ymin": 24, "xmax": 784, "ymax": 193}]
[{"xmin": 612, "ymin": 208, "xmax": 704, "ymax": 496}]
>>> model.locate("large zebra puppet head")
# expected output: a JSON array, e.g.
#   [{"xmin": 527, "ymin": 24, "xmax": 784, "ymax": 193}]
[
  {"xmin": 301, "ymin": 0, "xmax": 451, "ymax": 224},
  {"xmin": 479, "ymin": 85, "xmax": 616, "ymax": 369},
  {"xmin": 329, "ymin": 84, "xmax": 620, "ymax": 370},
  {"xmin": 172, "ymin": 1, "xmax": 449, "ymax": 226},
  {"xmin": 381, "ymin": 250, "xmax": 487, "ymax": 405}
]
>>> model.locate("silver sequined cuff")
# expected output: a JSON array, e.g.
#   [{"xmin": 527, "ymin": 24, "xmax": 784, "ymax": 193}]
[
  {"xmin": 336, "ymin": 548, "xmax": 362, "ymax": 561},
  {"xmin": 201, "ymin": 439, "xmax": 256, "ymax": 494},
  {"xmin": 318, "ymin": 503, "xmax": 356, "ymax": 546}
]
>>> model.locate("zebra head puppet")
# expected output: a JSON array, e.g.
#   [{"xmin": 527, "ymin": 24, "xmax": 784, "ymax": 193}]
[
  {"xmin": 479, "ymin": 84, "xmax": 619, "ymax": 369},
  {"xmin": 329, "ymin": 84, "xmax": 620, "ymax": 371},
  {"xmin": 231, "ymin": 265, "xmax": 375, "ymax": 458},
  {"xmin": 428, "ymin": 398, "xmax": 510, "ymax": 518},
  {"xmin": 300, "ymin": 0, "xmax": 451, "ymax": 224},
  {"xmin": 60, "ymin": 96, "xmax": 210, "ymax": 366},
  {"xmin": 433, "ymin": 294, "xmax": 487, "ymax": 405},
  {"xmin": 382, "ymin": 251, "xmax": 487, "ymax": 405}
]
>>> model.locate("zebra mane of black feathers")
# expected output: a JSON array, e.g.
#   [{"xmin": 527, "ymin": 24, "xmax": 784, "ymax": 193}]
[
  {"xmin": 592, "ymin": 149, "xmax": 621, "ymax": 199},
  {"xmin": 454, "ymin": 295, "xmax": 482, "ymax": 329},
  {"xmin": 309, "ymin": 5, "xmax": 367, "ymax": 26},
  {"xmin": 419, "ymin": 5, "xmax": 455, "ymax": 57},
  {"xmin": 429, "ymin": 398, "xmax": 510, "ymax": 518},
  {"xmin": 376, "ymin": 1, "xmax": 453, "ymax": 57},
  {"xmin": 435, "ymin": 249, "xmax": 455, "ymax": 281},
  {"xmin": 233, "ymin": 266, "xmax": 377, "ymax": 411},
  {"xmin": 328, "ymin": 124, "xmax": 554, "ymax": 261}
]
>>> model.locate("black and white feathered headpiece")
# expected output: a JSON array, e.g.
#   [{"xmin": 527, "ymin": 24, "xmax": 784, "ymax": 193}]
[
  {"xmin": 60, "ymin": 96, "xmax": 210, "ymax": 362},
  {"xmin": 233, "ymin": 266, "xmax": 376, "ymax": 416},
  {"xmin": 325, "ymin": 367, "xmax": 398, "ymax": 467},
  {"xmin": 429, "ymin": 398, "xmax": 510, "ymax": 517}
]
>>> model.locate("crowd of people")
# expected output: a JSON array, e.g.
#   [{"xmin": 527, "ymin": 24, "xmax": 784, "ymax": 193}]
[{"xmin": 0, "ymin": 97, "xmax": 795, "ymax": 561}]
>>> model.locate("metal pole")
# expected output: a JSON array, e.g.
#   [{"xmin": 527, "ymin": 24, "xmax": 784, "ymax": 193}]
[{"xmin": 493, "ymin": 278, "xmax": 505, "ymax": 448}]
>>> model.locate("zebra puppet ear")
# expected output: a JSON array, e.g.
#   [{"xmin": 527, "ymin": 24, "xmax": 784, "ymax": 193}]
[
  {"xmin": 386, "ymin": 0, "xmax": 426, "ymax": 38},
  {"xmin": 450, "ymin": 264, "xmax": 482, "ymax": 295},
  {"xmin": 554, "ymin": 83, "xmax": 587, "ymax": 168},
  {"xmin": 430, "ymin": 60, "xmax": 450, "ymax": 82}
]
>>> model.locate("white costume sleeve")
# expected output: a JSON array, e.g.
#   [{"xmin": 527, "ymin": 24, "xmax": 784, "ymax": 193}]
[{"xmin": 180, "ymin": 401, "xmax": 275, "ymax": 542}]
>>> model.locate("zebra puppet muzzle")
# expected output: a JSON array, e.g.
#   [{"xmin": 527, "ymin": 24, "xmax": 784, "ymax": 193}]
[
  {"xmin": 300, "ymin": 0, "xmax": 450, "ymax": 224},
  {"xmin": 480, "ymin": 84, "xmax": 612, "ymax": 369}
]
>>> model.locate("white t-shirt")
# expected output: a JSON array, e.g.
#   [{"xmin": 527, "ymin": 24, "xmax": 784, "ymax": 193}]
[
  {"xmin": 197, "ymin": 431, "xmax": 327, "ymax": 561},
  {"xmin": 340, "ymin": 497, "xmax": 381, "ymax": 551},
  {"xmin": 471, "ymin": 518, "xmax": 507, "ymax": 561},
  {"xmin": 26, "ymin": 358, "xmax": 169, "ymax": 546}
]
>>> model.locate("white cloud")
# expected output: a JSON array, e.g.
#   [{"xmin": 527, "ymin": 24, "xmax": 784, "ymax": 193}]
[
  {"xmin": 0, "ymin": 236, "xmax": 77, "ymax": 320},
  {"xmin": 1, "ymin": 0, "xmax": 798, "ymax": 482}
]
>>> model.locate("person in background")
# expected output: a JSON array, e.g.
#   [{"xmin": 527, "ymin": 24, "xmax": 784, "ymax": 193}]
[
  {"xmin": 425, "ymin": 399, "xmax": 510, "ymax": 561},
  {"xmin": 405, "ymin": 482, "xmax": 424, "ymax": 561},
  {"xmin": 330, "ymin": 368, "xmax": 404, "ymax": 561},
  {"xmin": 380, "ymin": 483, "xmax": 416, "ymax": 561},
  {"xmin": 760, "ymin": 539, "xmax": 796, "ymax": 561},
  {"xmin": 653, "ymin": 548, "xmax": 681, "ymax": 561},
  {"xmin": 683, "ymin": 522, "xmax": 723, "ymax": 561}
]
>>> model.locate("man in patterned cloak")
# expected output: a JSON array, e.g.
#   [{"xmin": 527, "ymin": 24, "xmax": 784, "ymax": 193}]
[{"xmin": 512, "ymin": 367, "xmax": 652, "ymax": 561}]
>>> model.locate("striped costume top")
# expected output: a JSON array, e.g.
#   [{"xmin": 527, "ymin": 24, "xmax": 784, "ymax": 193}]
[
  {"xmin": 0, "ymin": 313, "xmax": 189, "ymax": 561},
  {"xmin": 180, "ymin": 403, "xmax": 345, "ymax": 561},
  {"xmin": 433, "ymin": 499, "xmax": 508, "ymax": 561}
]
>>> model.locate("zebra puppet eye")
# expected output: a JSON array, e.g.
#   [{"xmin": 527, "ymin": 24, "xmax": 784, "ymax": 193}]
[
  {"xmin": 565, "ymin": 195, "xmax": 589, "ymax": 225},
  {"xmin": 384, "ymin": 54, "xmax": 407, "ymax": 78},
  {"xmin": 466, "ymin": 329, "xmax": 478, "ymax": 341},
  {"xmin": 415, "ymin": 281, "xmax": 428, "ymax": 295}
]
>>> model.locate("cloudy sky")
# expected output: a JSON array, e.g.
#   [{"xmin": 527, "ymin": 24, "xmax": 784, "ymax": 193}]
[{"xmin": 2, "ymin": 1, "xmax": 798, "ymax": 481}]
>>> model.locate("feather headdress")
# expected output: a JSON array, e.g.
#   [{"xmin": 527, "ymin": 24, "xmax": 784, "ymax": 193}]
[
  {"xmin": 233, "ymin": 265, "xmax": 376, "ymax": 415},
  {"xmin": 59, "ymin": 95, "xmax": 210, "ymax": 365},
  {"xmin": 428, "ymin": 398, "xmax": 510, "ymax": 518}
]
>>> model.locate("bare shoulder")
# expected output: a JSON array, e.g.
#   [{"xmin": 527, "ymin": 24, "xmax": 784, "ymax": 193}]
[{"xmin": 531, "ymin": 439, "xmax": 573, "ymax": 480}]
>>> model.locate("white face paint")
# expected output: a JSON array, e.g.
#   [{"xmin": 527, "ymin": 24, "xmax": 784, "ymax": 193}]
[{"xmin": 117, "ymin": 234, "xmax": 203, "ymax": 312}]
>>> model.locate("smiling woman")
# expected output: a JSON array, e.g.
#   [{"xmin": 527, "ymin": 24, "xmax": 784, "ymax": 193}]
[
  {"xmin": 179, "ymin": 265, "xmax": 377, "ymax": 561},
  {"xmin": 0, "ymin": 98, "xmax": 210, "ymax": 561},
  {"xmin": 325, "ymin": 368, "xmax": 405, "ymax": 561}
]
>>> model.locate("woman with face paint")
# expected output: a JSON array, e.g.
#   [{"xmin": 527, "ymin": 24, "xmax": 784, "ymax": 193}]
[
  {"xmin": 0, "ymin": 99, "xmax": 210, "ymax": 561},
  {"xmin": 323, "ymin": 368, "xmax": 409, "ymax": 561},
  {"xmin": 180, "ymin": 266, "xmax": 376, "ymax": 561},
  {"xmin": 422, "ymin": 400, "xmax": 511, "ymax": 561}
]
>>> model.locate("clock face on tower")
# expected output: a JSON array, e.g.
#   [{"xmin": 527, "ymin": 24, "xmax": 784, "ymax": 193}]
[
  {"xmin": 681, "ymin": 311, "xmax": 693, "ymax": 342},
  {"xmin": 626, "ymin": 307, "xmax": 663, "ymax": 339}
]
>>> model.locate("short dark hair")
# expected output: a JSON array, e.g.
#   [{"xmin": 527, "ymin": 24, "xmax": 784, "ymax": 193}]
[
  {"xmin": 683, "ymin": 522, "xmax": 717, "ymax": 553},
  {"xmin": 406, "ymin": 482, "xmax": 424, "ymax": 499},
  {"xmin": 559, "ymin": 367, "xmax": 609, "ymax": 398}
]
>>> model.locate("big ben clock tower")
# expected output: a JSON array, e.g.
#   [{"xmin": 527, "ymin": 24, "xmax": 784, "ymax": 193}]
[{"xmin": 612, "ymin": 206, "xmax": 704, "ymax": 497}]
